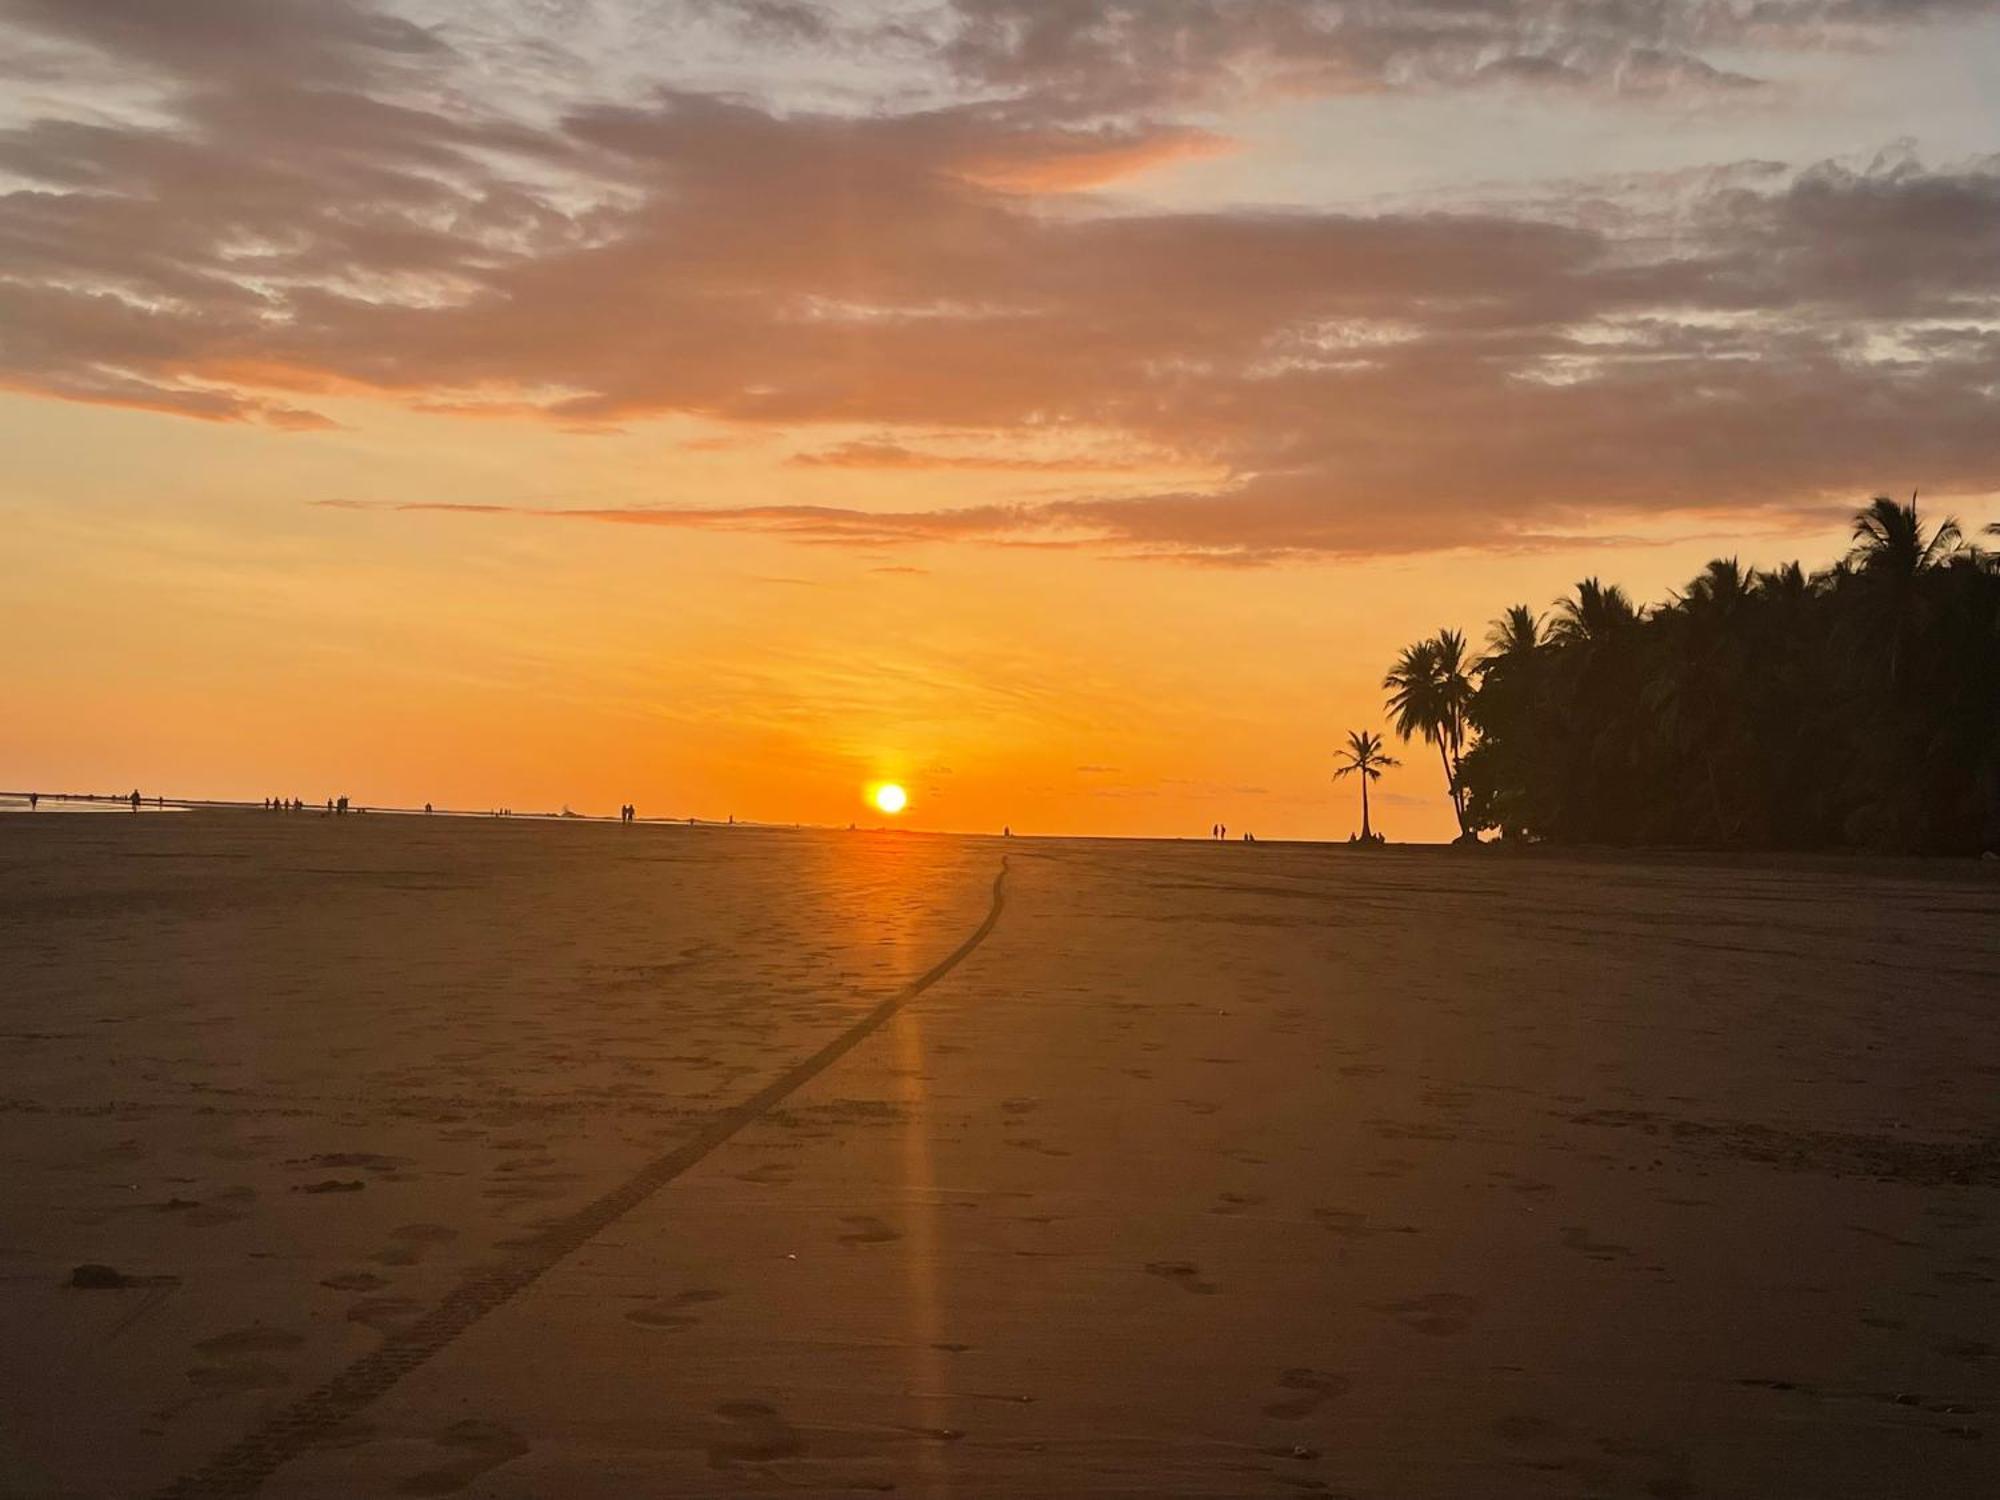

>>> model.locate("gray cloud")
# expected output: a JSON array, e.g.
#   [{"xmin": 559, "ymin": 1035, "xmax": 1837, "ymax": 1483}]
[
  {"xmin": 5, "ymin": 1, "xmax": 2000, "ymax": 557},
  {"xmin": 936, "ymin": 0, "xmax": 1994, "ymax": 103}
]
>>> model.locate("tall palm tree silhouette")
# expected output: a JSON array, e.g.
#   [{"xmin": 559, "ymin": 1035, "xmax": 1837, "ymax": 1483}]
[
  {"xmin": 1847, "ymin": 492, "xmax": 1967, "ymax": 689},
  {"xmin": 1383, "ymin": 631, "xmax": 1474, "ymax": 836},
  {"xmin": 1333, "ymin": 729, "xmax": 1399, "ymax": 841}
]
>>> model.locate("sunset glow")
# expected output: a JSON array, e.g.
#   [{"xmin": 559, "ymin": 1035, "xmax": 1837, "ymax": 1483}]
[
  {"xmin": 873, "ymin": 784, "xmax": 909, "ymax": 817},
  {"xmin": 1, "ymin": 2, "xmax": 1997, "ymax": 839}
]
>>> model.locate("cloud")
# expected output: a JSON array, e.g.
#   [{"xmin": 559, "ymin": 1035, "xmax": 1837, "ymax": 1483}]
[
  {"xmin": 8, "ymin": 2, "xmax": 2000, "ymax": 560},
  {"xmin": 789, "ymin": 439, "xmax": 1156, "ymax": 472},
  {"xmin": 933, "ymin": 0, "xmax": 1988, "ymax": 105}
]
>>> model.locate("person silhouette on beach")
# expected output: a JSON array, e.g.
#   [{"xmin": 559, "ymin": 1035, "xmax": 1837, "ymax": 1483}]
[
  {"xmin": 130, "ymin": 789, "xmax": 140, "ymax": 811},
  {"xmin": 28, "ymin": 792, "xmax": 37, "ymax": 810},
  {"xmin": 1219, "ymin": 823, "xmax": 1226, "ymax": 841}
]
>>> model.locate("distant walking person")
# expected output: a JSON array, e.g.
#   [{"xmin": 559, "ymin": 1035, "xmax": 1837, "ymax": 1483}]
[
  {"xmin": 28, "ymin": 792, "xmax": 37, "ymax": 810},
  {"xmin": 1219, "ymin": 823, "xmax": 1226, "ymax": 841},
  {"xmin": 130, "ymin": 788, "xmax": 141, "ymax": 811}
]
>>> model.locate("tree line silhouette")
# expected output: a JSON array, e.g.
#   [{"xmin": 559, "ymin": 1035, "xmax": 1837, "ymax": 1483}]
[{"xmin": 1352, "ymin": 496, "xmax": 2000, "ymax": 854}]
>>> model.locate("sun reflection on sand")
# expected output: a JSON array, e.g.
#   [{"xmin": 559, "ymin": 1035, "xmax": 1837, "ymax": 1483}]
[{"xmin": 893, "ymin": 1004, "xmax": 953, "ymax": 1493}]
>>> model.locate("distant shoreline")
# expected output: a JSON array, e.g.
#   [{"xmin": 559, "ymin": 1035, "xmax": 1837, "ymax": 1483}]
[{"xmin": 6, "ymin": 794, "xmax": 1994, "ymax": 882}]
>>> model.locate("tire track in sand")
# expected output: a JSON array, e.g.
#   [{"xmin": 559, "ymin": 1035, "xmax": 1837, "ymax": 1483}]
[{"xmin": 155, "ymin": 857, "xmax": 1011, "ymax": 1499}]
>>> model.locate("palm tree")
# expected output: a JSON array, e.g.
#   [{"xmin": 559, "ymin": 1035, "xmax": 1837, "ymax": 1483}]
[
  {"xmin": 1481, "ymin": 604, "xmax": 1543, "ymax": 669},
  {"xmin": 1846, "ymin": 493, "xmax": 1967, "ymax": 690},
  {"xmin": 1753, "ymin": 561, "xmax": 1815, "ymax": 602},
  {"xmin": 1847, "ymin": 492, "xmax": 1963, "ymax": 577},
  {"xmin": 1548, "ymin": 577, "xmax": 1639, "ymax": 646},
  {"xmin": 1382, "ymin": 631, "xmax": 1474, "ymax": 835},
  {"xmin": 1680, "ymin": 557, "xmax": 1749, "ymax": 617},
  {"xmin": 1409, "ymin": 500, "xmax": 2000, "ymax": 854},
  {"xmin": 1332, "ymin": 729, "xmax": 1399, "ymax": 841}
]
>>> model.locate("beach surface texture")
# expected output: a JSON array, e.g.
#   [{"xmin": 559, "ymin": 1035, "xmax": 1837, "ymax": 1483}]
[{"xmin": 1, "ymin": 813, "xmax": 1996, "ymax": 1497}]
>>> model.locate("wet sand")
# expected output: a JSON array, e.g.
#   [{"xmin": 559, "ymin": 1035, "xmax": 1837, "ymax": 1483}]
[{"xmin": 1, "ymin": 815, "xmax": 1996, "ymax": 1497}]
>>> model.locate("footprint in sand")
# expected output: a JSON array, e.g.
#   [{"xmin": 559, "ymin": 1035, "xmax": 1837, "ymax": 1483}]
[
  {"xmin": 374, "ymin": 1223, "xmax": 459, "ymax": 1267},
  {"xmin": 624, "ymin": 1306, "xmax": 697, "ymax": 1330},
  {"xmin": 1210, "ymin": 1192, "xmax": 1268, "ymax": 1216},
  {"xmin": 1560, "ymin": 1226, "xmax": 1633, "ymax": 1261},
  {"xmin": 1262, "ymin": 1368, "xmax": 1351, "ymax": 1420},
  {"xmin": 707, "ymin": 1401, "xmax": 805, "ymax": 1467},
  {"xmin": 1377, "ymin": 1292, "xmax": 1479, "ymax": 1336},
  {"xmin": 1144, "ymin": 1261, "xmax": 1218, "ymax": 1295},
  {"xmin": 1004, "ymin": 1138, "xmax": 1072, "ymax": 1157},
  {"xmin": 347, "ymin": 1296, "xmax": 423, "ymax": 1333},
  {"xmin": 185, "ymin": 1361, "xmax": 291, "ymax": 1392},
  {"xmin": 627, "ymin": 1288, "xmax": 726, "ymax": 1330},
  {"xmin": 396, "ymin": 1418, "xmax": 529, "ymax": 1495},
  {"xmin": 837, "ymin": 1216, "xmax": 901, "ymax": 1245},
  {"xmin": 1494, "ymin": 1413, "xmax": 1562, "ymax": 1449},
  {"xmin": 194, "ymin": 1327, "xmax": 303, "ymax": 1358},
  {"xmin": 320, "ymin": 1271, "xmax": 390, "ymax": 1292},
  {"xmin": 290, "ymin": 1151, "xmax": 409, "ymax": 1176}
]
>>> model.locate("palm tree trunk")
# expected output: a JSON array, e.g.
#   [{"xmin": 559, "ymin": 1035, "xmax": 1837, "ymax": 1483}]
[
  {"xmin": 1436, "ymin": 739, "xmax": 1464, "ymax": 836},
  {"xmin": 1360, "ymin": 776, "xmax": 1372, "ymax": 840}
]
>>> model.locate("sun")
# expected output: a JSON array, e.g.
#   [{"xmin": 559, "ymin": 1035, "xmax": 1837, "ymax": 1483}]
[{"xmin": 872, "ymin": 783, "xmax": 908, "ymax": 815}]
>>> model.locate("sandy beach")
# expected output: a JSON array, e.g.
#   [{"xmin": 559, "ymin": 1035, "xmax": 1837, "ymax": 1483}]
[{"xmin": 2, "ymin": 813, "xmax": 1996, "ymax": 1498}]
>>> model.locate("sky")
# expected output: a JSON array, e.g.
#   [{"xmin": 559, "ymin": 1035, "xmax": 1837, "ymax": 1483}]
[{"xmin": 3, "ymin": 0, "xmax": 1999, "ymax": 839}]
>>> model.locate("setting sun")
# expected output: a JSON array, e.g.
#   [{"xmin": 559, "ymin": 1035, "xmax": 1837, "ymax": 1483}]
[{"xmin": 872, "ymin": 783, "xmax": 908, "ymax": 816}]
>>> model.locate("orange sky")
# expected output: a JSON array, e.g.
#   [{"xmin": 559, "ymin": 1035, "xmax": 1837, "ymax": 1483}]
[{"xmin": 4, "ymin": 2, "xmax": 1999, "ymax": 839}]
